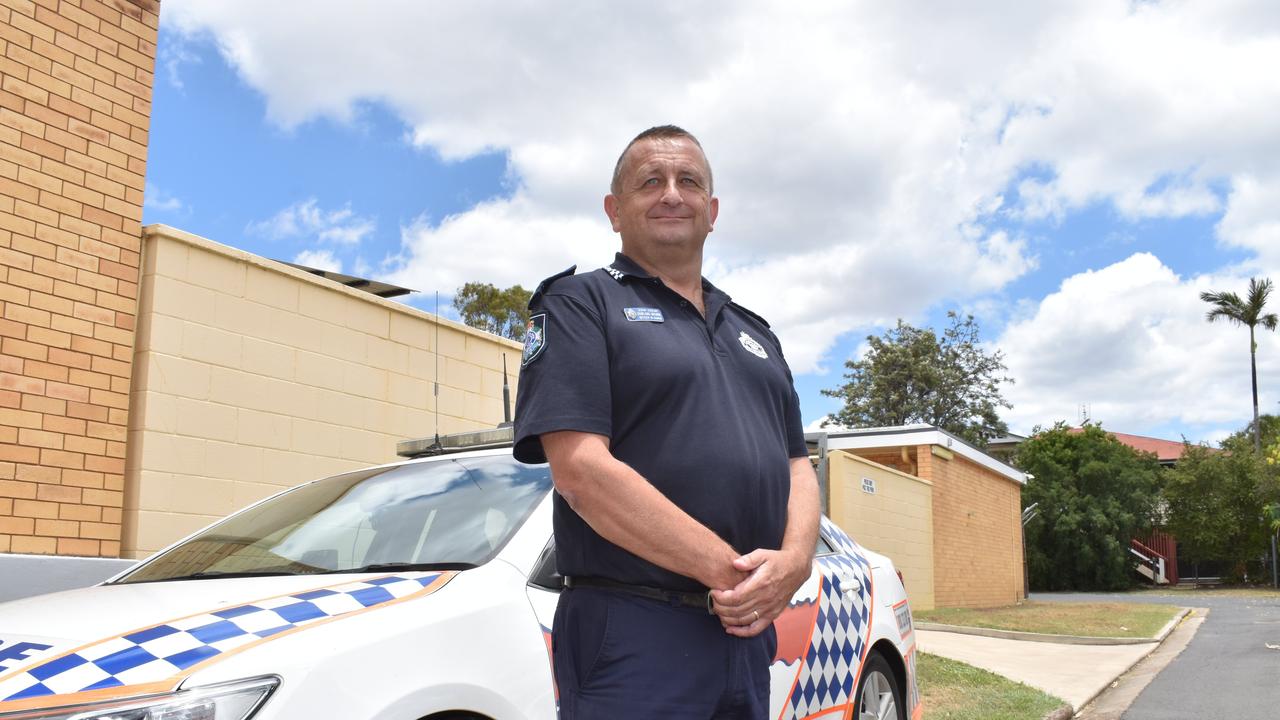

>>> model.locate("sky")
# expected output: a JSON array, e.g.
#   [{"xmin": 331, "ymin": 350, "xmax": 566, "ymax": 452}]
[{"xmin": 142, "ymin": 0, "xmax": 1280, "ymax": 446}]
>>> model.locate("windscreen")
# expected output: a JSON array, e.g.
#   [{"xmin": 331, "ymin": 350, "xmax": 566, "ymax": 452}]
[{"xmin": 118, "ymin": 455, "xmax": 552, "ymax": 583}]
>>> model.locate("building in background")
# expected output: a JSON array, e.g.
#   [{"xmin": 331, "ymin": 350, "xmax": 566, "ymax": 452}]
[{"xmin": 814, "ymin": 425, "xmax": 1027, "ymax": 609}]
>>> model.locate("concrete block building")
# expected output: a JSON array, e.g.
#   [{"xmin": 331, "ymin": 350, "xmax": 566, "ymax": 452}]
[{"xmin": 816, "ymin": 425, "xmax": 1027, "ymax": 609}]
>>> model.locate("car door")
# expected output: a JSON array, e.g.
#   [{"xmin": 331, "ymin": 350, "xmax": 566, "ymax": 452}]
[{"xmin": 768, "ymin": 517, "xmax": 876, "ymax": 720}]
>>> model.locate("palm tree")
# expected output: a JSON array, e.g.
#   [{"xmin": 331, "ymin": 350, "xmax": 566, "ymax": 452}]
[{"xmin": 1201, "ymin": 277, "xmax": 1278, "ymax": 453}]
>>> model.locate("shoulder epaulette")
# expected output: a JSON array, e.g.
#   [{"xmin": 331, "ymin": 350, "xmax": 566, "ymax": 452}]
[
  {"xmin": 729, "ymin": 301, "xmax": 772, "ymax": 329},
  {"xmin": 529, "ymin": 265, "xmax": 577, "ymax": 308}
]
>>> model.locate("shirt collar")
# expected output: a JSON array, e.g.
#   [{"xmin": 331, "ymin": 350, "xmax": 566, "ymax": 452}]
[{"xmin": 605, "ymin": 252, "xmax": 732, "ymax": 302}]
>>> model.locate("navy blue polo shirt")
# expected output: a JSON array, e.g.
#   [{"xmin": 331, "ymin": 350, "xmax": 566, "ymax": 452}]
[{"xmin": 513, "ymin": 253, "xmax": 808, "ymax": 592}]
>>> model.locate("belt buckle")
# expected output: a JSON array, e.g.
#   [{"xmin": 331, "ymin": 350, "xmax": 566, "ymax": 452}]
[{"xmin": 704, "ymin": 591, "xmax": 714, "ymax": 615}]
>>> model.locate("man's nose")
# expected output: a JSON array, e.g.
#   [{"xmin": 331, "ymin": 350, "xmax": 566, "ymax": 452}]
[{"xmin": 660, "ymin": 179, "xmax": 683, "ymax": 205}]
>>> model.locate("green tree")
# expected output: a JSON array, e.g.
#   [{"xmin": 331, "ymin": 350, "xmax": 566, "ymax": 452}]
[
  {"xmin": 452, "ymin": 282, "xmax": 532, "ymax": 341},
  {"xmin": 1163, "ymin": 439, "xmax": 1271, "ymax": 583},
  {"xmin": 1016, "ymin": 423, "xmax": 1164, "ymax": 591},
  {"xmin": 1200, "ymin": 277, "xmax": 1278, "ymax": 453},
  {"xmin": 821, "ymin": 312, "xmax": 1012, "ymax": 447}
]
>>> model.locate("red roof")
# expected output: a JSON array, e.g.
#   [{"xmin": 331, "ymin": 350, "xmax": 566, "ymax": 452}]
[{"xmin": 1067, "ymin": 428, "xmax": 1188, "ymax": 462}]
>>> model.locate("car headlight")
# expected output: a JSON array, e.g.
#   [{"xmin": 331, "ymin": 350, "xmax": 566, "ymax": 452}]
[{"xmin": 0, "ymin": 676, "xmax": 278, "ymax": 720}]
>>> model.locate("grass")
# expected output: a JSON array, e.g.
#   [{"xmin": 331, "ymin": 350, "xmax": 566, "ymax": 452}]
[
  {"xmin": 918, "ymin": 651, "xmax": 1064, "ymax": 720},
  {"xmin": 914, "ymin": 601, "xmax": 1182, "ymax": 638}
]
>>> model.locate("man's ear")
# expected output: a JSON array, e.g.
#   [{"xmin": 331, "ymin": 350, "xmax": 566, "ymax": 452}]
[
  {"xmin": 708, "ymin": 196, "xmax": 719, "ymax": 232},
  {"xmin": 604, "ymin": 194, "xmax": 622, "ymax": 232}
]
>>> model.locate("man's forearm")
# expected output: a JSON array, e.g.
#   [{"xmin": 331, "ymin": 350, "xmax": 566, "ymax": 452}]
[
  {"xmin": 780, "ymin": 457, "xmax": 821, "ymax": 573},
  {"xmin": 542, "ymin": 430, "xmax": 744, "ymax": 590}
]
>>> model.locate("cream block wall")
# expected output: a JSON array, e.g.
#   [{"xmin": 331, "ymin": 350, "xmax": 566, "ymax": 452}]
[
  {"xmin": 827, "ymin": 450, "xmax": 935, "ymax": 610},
  {"xmin": 123, "ymin": 225, "xmax": 523, "ymax": 557}
]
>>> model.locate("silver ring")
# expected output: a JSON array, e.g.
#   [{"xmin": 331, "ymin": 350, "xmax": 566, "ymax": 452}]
[{"xmin": 752, "ymin": 609, "xmax": 760, "ymax": 622}]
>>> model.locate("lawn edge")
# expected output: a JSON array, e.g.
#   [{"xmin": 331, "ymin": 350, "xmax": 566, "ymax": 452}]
[{"xmin": 917, "ymin": 607, "xmax": 1190, "ymax": 645}]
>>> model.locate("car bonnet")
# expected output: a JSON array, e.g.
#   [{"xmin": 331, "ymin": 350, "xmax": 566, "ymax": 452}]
[{"xmin": 0, "ymin": 571, "xmax": 456, "ymax": 714}]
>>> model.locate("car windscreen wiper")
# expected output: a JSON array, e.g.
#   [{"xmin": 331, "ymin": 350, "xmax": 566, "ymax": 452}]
[
  {"xmin": 317, "ymin": 562, "xmax": 478, "ymax": 574},
  {"xmin": 130, "ymin": 569, "xmax": 305, "ymax": 583}
]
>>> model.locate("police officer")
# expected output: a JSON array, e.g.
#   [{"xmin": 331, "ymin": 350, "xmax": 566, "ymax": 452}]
[{"xmin": 513, "ymin": 125, "xmax": 819, "ymax": 718}]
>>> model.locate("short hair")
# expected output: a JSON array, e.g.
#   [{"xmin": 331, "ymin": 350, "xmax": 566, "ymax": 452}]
[{"xmin": 610, "ymin": 125, "xmax": 713, "ymax": 196}]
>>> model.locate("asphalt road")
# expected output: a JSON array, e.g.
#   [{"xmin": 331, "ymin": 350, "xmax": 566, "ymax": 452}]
[{"xmin": 1032, "ymin": 591, "xmax": 1280, "ymax": 719}]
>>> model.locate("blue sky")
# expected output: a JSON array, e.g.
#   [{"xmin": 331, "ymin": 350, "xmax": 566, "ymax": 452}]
[{"xmin": 146, "ymin": 2, "xmax": 1280, "ymax": 446}]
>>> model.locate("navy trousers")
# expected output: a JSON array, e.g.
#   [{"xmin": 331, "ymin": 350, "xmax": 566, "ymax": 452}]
[{"xmin": 553, "ymin": 586, "xmax": 777, "ymax": 719}]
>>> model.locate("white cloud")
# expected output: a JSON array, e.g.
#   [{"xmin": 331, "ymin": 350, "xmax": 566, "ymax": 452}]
[
  {"xmin": 165, "ymin": 0, "xmax": 1280, "ymax": 388},
  {"xmin": 143, "ymin": 182, "xmax": 184, "ymax": 212},
  {"xmin": 248, "ymin": 199, "xmax": 376, "ymax": 246},
  {"xmin": 998, "ymin": 253, "xmax": 1280, "ymax": 439},
  {"xmin": 292, "ymin": 249, "xmax": 342, "ymax": 273}
]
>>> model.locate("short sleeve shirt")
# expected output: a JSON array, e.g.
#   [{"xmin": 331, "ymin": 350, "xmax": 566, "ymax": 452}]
[{"xmin": 513, "ymin": 253, "xmax": 808, "ymax": 592}]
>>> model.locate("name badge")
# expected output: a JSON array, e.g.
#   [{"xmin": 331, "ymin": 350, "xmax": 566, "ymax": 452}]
[{"xmin": 623, "ymin": 307, "xmax": 664, "ymax": 323}]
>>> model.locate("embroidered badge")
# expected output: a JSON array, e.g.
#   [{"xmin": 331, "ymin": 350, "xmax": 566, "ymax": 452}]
[
  {"xmin": 523, "ymin": 314, "xmax": 547, "ymax": 366},
  {"xmin": 623, "ymin": 307, "xmax": 664, "ymax": 323},
  {"xmin": 738, "ymin": 331, "xmax": 768, "ymax": 359}
]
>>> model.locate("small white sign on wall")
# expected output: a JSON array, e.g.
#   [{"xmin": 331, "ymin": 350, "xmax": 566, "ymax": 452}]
[{"xmin": 862, "ymin": 477, "xmax": 876, "ymax": 495}]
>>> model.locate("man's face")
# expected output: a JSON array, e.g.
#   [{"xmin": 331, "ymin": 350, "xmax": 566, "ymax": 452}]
[{"xmin": 604, "ymin": 137, "xmax": 719, "ymax": 254}]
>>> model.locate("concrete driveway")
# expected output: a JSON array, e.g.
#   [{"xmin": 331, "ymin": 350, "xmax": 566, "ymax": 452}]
[{"xmin": 1034, "ymin": 591, "xmax": 1280, "ymax": 719}]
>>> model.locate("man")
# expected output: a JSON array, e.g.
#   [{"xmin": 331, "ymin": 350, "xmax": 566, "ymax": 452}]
[{"xmin": 513, "ymin": 125, "xmax": 819, "ymax": 718}]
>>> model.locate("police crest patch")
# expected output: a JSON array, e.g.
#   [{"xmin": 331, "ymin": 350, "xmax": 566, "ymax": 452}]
[
  {"xmin": 738, "ymin": 331, "xmax": 768, "ymax": 359},
  {"xmin": 522, "ymin": 314, "xmax": 547, "ymax": 366}
]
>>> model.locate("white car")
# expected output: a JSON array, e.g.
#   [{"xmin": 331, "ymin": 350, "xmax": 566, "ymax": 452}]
[{"xmin": 0, "ymin": 431, "xmax": 920, "ymax": 720}]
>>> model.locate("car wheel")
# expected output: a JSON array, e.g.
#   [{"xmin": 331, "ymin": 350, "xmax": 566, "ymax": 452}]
[{"xmin": 854, "ymin": 652, "xmax": 904, "ymax": 720}]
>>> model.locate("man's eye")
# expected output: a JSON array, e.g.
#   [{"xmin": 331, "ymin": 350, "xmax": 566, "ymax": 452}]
[
  {"xmin": 680, "ymin": 178, "xmax": 700, "ymax": 186},
  {"xmin": 644, "ymin": 178, "xmax": 660, "ymax": 186}
]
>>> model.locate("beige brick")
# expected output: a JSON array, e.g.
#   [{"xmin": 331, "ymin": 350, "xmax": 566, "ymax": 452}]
[
  {"xmin": 21, "ymin": 132, "xmax": 67, "ymax": 161},
  {"xmin": 79, "ymin": 520, "xmax": 117, "ymax": 540},
  {"xmin": 19, "ymin": 393, "xmax": 63, "ymax": 415},
  {"xmin": 22, "ymin": 358, "xmax": 67, "ymax": 382},
  {"xmin": 14, "ymin": 497, "xmax": 57, "ymax": 518},
  {"xmin": 91, "ymin": 322, "xmax": 130, "ymax": 345},
  {"xmin": 33, "ymin": 510, "xmax": 87, "ymax": 536},
  {"xmin": 57, "ymin": 536, "xmax": 99, "ymax": 555},
  {"xmin": 11, "ymin": 534, "xmax": 58, "ymax": 554},
  {"xmin": 0, "ymin": 513, "xmax": 34, "ymax": 535},
  {"xmin": 0, "ymin": 477, "xmax": 37, "ymax": 498},
  {"xmin": 82, "ymin": 487, "xmax": 121, "ymax": 506},
  {"xmin": 42, "ymin": 414, "xmax": 85, "ymax": 435},
  {"xmin": 65, "ymin": 179, "xmax": 105, "ymax": 207},
  {"xmin": 0, "ymin": 106, "xmax": 45, "ymax": 137},
  {"xmin": 0, "ymin": 407, "xmax": 41, "ymax": 429},
  {"xmin": 59, "ymin": 503, "xmax": 99, "ymax": 521},
  {"xmin": 61, "ymin": 467, "xmax": 104, "ymax": 488},
  {"xmin": 0, "ymin": 370, "xmax": 44, "ymax": 394},
  {"xmin": 3, "ymin": 336, "xmax": 47, "ymax": 360},
  {"xmin": 50, "ymin": 60, "xmax": 94, "ymax": 94},
  {"xmin": 51, "ymin": 312, "xmax": 94, "ymax": 337},
  {"xmin": 2, "ymin": 73, "xmax": 48, "ymax": 105},
  {"xmin": 40, "ymin": 447, "xmax": 83, "ymax": 469}
]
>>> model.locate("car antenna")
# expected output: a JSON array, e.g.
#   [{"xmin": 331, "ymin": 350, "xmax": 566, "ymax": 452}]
[
  {"xmin": 432, "ymin": 290, "xmax": 441, "ymax": 452},
  {"xmin": 500, "ymin": 353, "xmax": 512, "ymax": 426}
]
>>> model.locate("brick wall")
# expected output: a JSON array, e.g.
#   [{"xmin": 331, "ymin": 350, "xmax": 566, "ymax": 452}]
[
  {"xmin": 0, "ymin": 0, "xmax": 159, "ymax": 557},
  {"xmin": 926, "ymin": 446, "xmax": 1025, "ymax": 607}
]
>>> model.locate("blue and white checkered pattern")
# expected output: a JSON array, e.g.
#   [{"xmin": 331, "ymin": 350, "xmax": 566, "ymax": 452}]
[
  {"xmin": 782, "ymin": 520, "xmax": 873, "ymax": 719},
  {"xmin": 0, "ymin": 572, "xmax": 447, "ymax": 704}
]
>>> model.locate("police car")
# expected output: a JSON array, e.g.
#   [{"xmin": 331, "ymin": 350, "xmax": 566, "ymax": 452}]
[{"xmin": 0, "ymin": 428, "xmax": 920, "ymax": 720}]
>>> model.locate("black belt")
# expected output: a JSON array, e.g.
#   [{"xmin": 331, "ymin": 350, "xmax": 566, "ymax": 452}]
[{"xmin": 563, "ymin": 576, "xmax": 714, "ymax": 614}]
